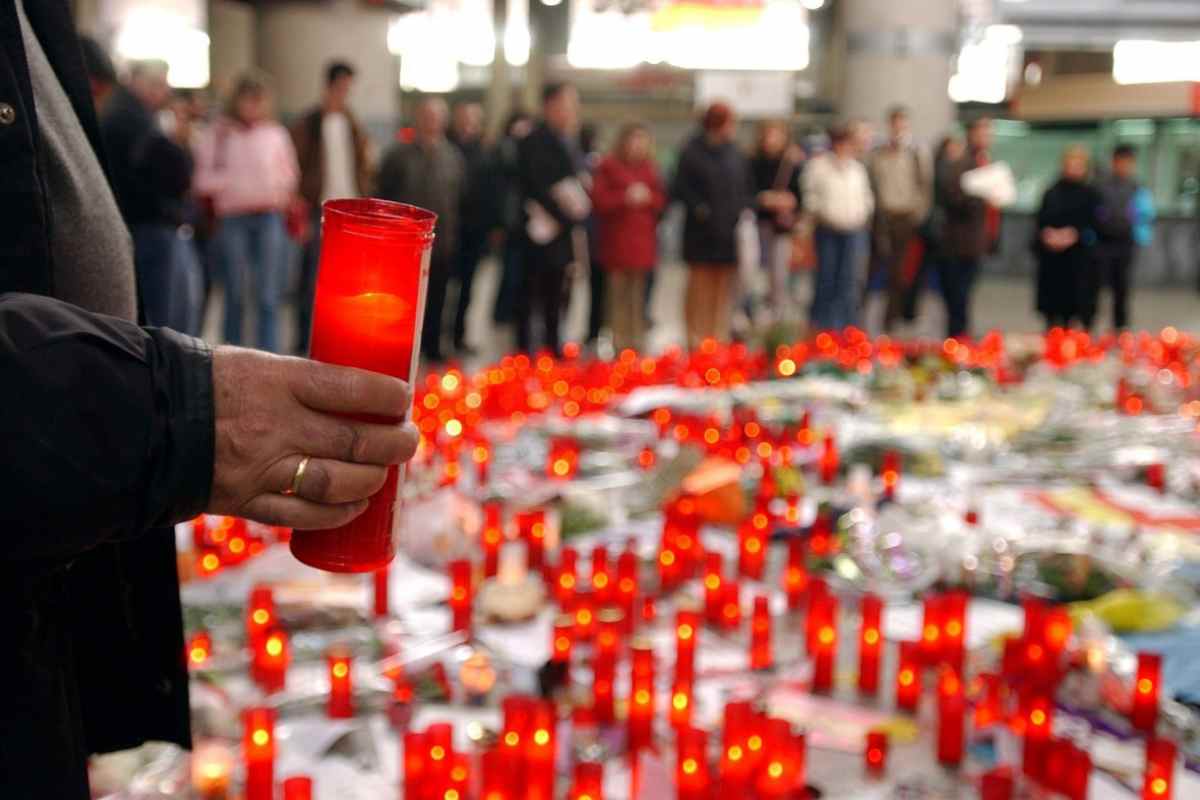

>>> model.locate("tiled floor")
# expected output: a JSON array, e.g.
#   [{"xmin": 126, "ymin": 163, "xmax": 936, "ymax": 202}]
[{"xmin": 202, "ymin": 257, "xmax": 1200, "ymax": 366}]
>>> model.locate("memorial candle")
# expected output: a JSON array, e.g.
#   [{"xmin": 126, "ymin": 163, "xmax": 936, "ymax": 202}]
[
  {"xmin": 805, "ymin": 577, "xmax": 829, "ymax": 653},
  {"xmin": 1143, "ymin": 738, "xmax": 1176, "ymax": 800},
  {"xmin": 637, "ymin": 446, "xmax": 657, "ymax": 471},
  {"xmin": 403, "ymin": 732, "xmax": 426, "ymax": 799},
  {"xmin": 895, "ymin": 641, "xmax": 922, "ymax": 712},
  {"xmin": 372, "ymin": 566, "xmax": 389, "ymax": 618},
  {"xmin": 974, "ymin": 673, "xmax": 1005, "ymax": 729},
  {"xmin": 425, "ymin": 722, "xmax": 454, "ymax": 796},
  {"xmin": 980, "ymin": 766, "xmax": 1014, "ymax": 800},
  {"xmin": 616, "ymin": 549, "xmax": 638, "ymax": 632},
  {"xmin": 628, "ymin": 642, "xmax": 655, "ymax": 752},
  {"xmin": 864, "ymin": 730, "xmax": 887, "ymax": 776},
  {"xmin": 472, "ymin": 437, "xmax": 492, "ymax": 484},
  {"xmin": 755, "ymin": 719, "xmax": 801, "ymax": 799},
  {"xmin": 858, "ymin": 593, "xmax": 883, "ymax": 695},
  {"xmin": 703, "ymin": 551, "xmax": 724, "ymax": 625},
  {"xmin": 818, "ymin": 433, "xmax": 839, "ymax": 485},
  {"xmin": 245, "ymin": 585, "xmax": 275, "ymax": 650},
  {"xmin": 593, "ymin": 652, "xmax": 616, "ymax": 724},
  {"xmin": 811, "ymin": 594, "xmax": 838, "ymax": 692},
  {"xmin": 501, "ymin": 696, "xmax": 533, "ymax": 785},
  {"xmin": 255, "ymin": 628, "xmax": 289, "ymax": 694},
  {"xmin": 515, "ymin": 509, "xmax": 547, "ymax": 571},
  {"xmin": 187, "ymin": 631, "xmax": 212, "ymax": 669},
  {"xmin": 570, "ymin": 761, "xmax": 604, "ymax": 800},
  {"xmin": 920, "ymin": 594, "xmax": 944, "ymax": 666},
  {"xmin": 481, "ymin": 501, "xmax": 503, "ymax": 578},
  {"xmin": 720, "ymin": 580, "xmax": 741, "ymax": 632},
  {"xmin": 750, "ymin": 595, "xmax": 773, "ymax": 671},
  {"xmin": 675, "ymin": 609, "xmax": 699, "ymax": 685},
  {"xmin": 556, "ymin": 548, "xmax": 579, "ymax": 609},
  {"xmin": 675, "ymin": 727, "xmax": 709, "ymax": 800},
  {"xmin": 526, "ymin": 702, "xmax": 556, "ymax": 800},
  {"xmin": 293, "ymin": 199, "xmax": 435, "ymax": 573},
  {"xmin": 192, "ymin": 741, "xmax": 233, "ymax": 800},
  {"xmin": 737, "ymin": 517, "xmax": 767, "ymax": 580},
  {"xmin": 326, "ymin": 648, "xmax": 354, "ymax": 719},
  {"xmin": 481, "ymin": 748, "xmax": 513, "ymax": 800},
  {"xmin": 880, "ymin": 450, "xmax": 900, "ymax": 501},
  {"xmin": 720, "ymin": 702, "xmax": 754, "ymax": 796},
  {"xmin": 669, "ymin": 680, "xmax": 693, "ymax": 729},
  {"xmin": 942, "ymin": 591, "xmax": 968, "ymax": 673},
  {"xmin": 784, "ymin": 538, "xmax": 808, "ymax": 610},
  {"xmin": 573, "ymin": 589, "xmax": 596, "ymax": 642},
  {"xmin": 1132, "ymin": 652, "xmax": 1162, "ymax": 733},
  {"xmin": 936, "ymin": 667, "xmax": 965, "ymax": 766},
  {"xmin": 547, "ymin": 437, "xmax": 580, "ymax": 480},
  {"xmin": 596, "ymin": 609, "xmax": 624, "ymax": 662},
  {"xmin": 552, "ymin": 614, "xmax": 574, "ymax": 665},
  {"xmin": 242, "ymin": 707, "xmax": 275, "ymax": 800},
  {"xmin": 591, "ymin": 546, "xmax": 612, "ymax": 605},
  {"xmin": 449, "ymin": 559, "xmax": 473, "ymax": 634},
  {"xmin": 281, "ymin": 776, "xmax": 312, "ymax": 800}
]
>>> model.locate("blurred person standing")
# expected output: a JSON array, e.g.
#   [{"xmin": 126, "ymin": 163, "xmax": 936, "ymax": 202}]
[
  {"xmin": 803, "ymin": 123, "xmax": 873, "ymax": 332},
  {"xmin": 1094, "ymin": 145, "xmax": 1154, "ymax": 331},
  {"xmin": 291, "ymin": 61, "xmax": 372, "ymax": 354},
  {"xmin": 1034, "ymin": 146, "xmax": 1102, "ymax": 330},
  {"xmin": 78, "ymin": 35, "xmax": 116, "ymax": 111},
  {"xmin": 100, "ymin": 59, "xmax": 198, "ymax": 332},
  {"xmin": 591, "ymin": 123, "xmax": 666, "ymax": 352},
  {"xmin": 749, "ymin": 120, "xmax": 803, "ymax": 321},
  {"xmin": 376, "ymin": 97, "xmax": 464, "ymax": 363},
  {"xmin": 517, "ymin": 83, "xmax": 589, "ymax": 356},
  {"xmin": 867, "ymin": 106, "xmax": 931, "ymax": 332},
  {"xmin": 902, "ymin": 135, "xmax": 965, "ymax": 323},
  {"xmin": 447, "ymin": 101, "xmax": 491, "ymax": 356},
  {"xmin": 935, "ymin": 117, "xmax": 999, "ymax": 338},
  {"xmin": 673, "ymin": 102, "xmax": 752, "ymax": 347},
  {"xmin": 193, "ymin": 72, "xmax": 299, "ymax": 352},
  {"xmin": 580, "ymin": 122, "xmax": 607, "ymax": 348},
  {"xmin": 492, "ymin": 110, "xmax": 534, "ymax": 327}
]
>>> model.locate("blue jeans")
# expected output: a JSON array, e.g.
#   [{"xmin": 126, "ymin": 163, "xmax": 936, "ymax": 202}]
[
  {"xmin": 132, "ymin": 223, "xmax": 202, "ymax": 334},
  {"xmin": 216, "ymin": 211, "xmax": 288, "ymax": 352},
  {"xmin": 811, "ymin": 226, "xmax": 866, "ymax": 332}
]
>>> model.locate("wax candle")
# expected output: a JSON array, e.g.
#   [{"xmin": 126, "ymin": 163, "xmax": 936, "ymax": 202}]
[
  {"xmin": 501, "ymin": 696, "xmax": 533, "ymax": 785},
  {"xmin": 281, "ymin": 776, "xmax": 312, "ymax": 800},
  {"xmin": 942, "ymin": 591, "xmax": 968, "ymax": 674},
  {"xmin": 573, "ymin": 589, "xmax": 596, "ymax": 642},
  {"xmin": 704, "ymin": 551, "xmax": 724, "ymax": 625},
  {"xmin": 449, "ymin": 559, "xmax": 473, "ymax": 634},
  {"xmin": 864, "ymin": 729, "xmax": 887, "ymax": 776},
  {"xmin": 571, "ymin": 761, "xmax": 604, "ymax": 800},
  {"xmin": 750, "ymin": 595, "xmax": 773, "ymax": 671},
  {"xmin": 547, "ymin": 436, "xmax": 580, "ymax": 480},
  {"xmin": 593, "ymin": 652, "xmax": 616, "ymax": 724},
  {"xmin": 980, "ymin": 766, "xmax": 1014, "ymax": 800},
  {"xmin": 819, "ymin": 433, "xmax": 839, "ymax": 485},
  {"xmin": 187, "ymin": 631, "xmax": 212, "ymax": 669},
  {"xmin": 805, "ymin": 577, "xmax": 829, "ymax": 654},
  {"xmin": 637, "ymin": 446, "xmax": 657, "ymax": 470},
  {"xmin": 372, "ymin": 566, "xmax": 389, "ymax": 618},
  {"xmin": 1021, "ymin": 693, "xmax": 1053, "ymax": 781},
  {"xmin": 858, "ymin": 593, "xmax": 883, "ymax": 695},
  {"xmin": 591, "ymin": 546, "xmax": 612, "ymax": 605},
  {"xmin": 556, "ymin": 548, "xmax": 579, "ymax": 609},
  {"xmin": 880, "ymin": 450, "xmax": 900, "ymax": 501},
  {"xmin": 755, "ymin": 719, "xmax": 801, "ymax": 799},
  {"xmin": 628, "ymin": 642, "xmax": 655, "ymax": 753},
  {"xmin": 245, "ymin": 585, "xmax": 275, "ymax": 650},
  {"xmin": 720, "ymin": 701, "xmax": 754, "ymax": 796},
  {"xmin": 720, "ymin": 580, "xmax": 741, "ymax": 632},
  {"xmin": 425, "ymin": 722, "xmax": 454, "ymax": 796},
  {"xmin": 808, "ymin": 514, "xmax": 834, "ymax": 558},
  {"xmin": 663, "ymin": 503, "xmax": 700, "ymax": 579},
  {"xmin": 326, "ymin": 648, "xmax": 354, "ymax": 719},
  {"xmin": 482, "ymin": 501, "xmax": 503, "ymax": 578},
  {"xmin": 481, "ymin": 747, "xmax": 513, "ymax": 800},
  {"xmin": 936, "ymin": 667, "xmax": 965, "ymax": 766},
  {"xmin": 242, "ymin": 707, "xmax": 275, "ymax": 800},
  {"xmin": 255, "ymin": 628, "xmax": 289, "ymax": 694},
  {"xmin": 737, "ymin": 518, "xmax": 767, "ymax": 581},
  {"xmin": 669, "ymin": 679, "xmax": 693, "ymax": 730},
  {"xmin": 811, "ymin": 594, "xmax": 838, "ymax": 692},
  {"xmin": 784, "ymin": 538, "xmax": 808, "ymax": 610},
  {"xmin": 552, "ymin": 614, "xmax": 574, "ymax": 665},
  {"xmin": 1133, "ymin": 652, "xmax": 1162, "ymax": 733},
  {"xmin": 515, "ymin": 509, "xmax": 547, "ymax": 571},
  {"xmin": 403, "ymin": 731, "xmax": 426, "ymax": 799},
  {"xmin": 294, "ymin": 199, "xmax": 435, "ymax": 573},
  {"xmin": 596, "ymin": 608, "xmax": 624, "ymax": 662},
  {"xmin": 920, "ymin": 594, "xmax": 944, "ymax": 666},
  {"xmin": 1143, "ymin": 738, "xmax": 1176, "ymax": 800},
  {"xmin": 973, "ymin": 673, "xmax": 1005, "ymax": 729},
  {"xmin": 895, "ymin": 641, "xmax": 922, "ymax": 712},
  {"xmin": 675, "ymin": 727, "xmax": 709, "ymax": 800}
]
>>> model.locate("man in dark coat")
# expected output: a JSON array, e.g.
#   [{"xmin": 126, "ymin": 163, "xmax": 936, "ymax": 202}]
[
  {"xmin": 516, "ymin": 82, "xmax": 588, "ymax": 357},
  {"xmin": 0, "ymin": 5, "xmax": 419, "ymax": 795},
  {"xmin": 447, "ymin": 101, "xmax": 495, "ymax": 356},
  {"xmin": 934, "ymin": 117, "xmax": 998, "ymax": 338}
]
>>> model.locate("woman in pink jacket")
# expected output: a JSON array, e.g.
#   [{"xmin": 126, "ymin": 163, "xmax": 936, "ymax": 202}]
[
  {"xmin": 194, "ymin": 72, "xmax": 299, "ymax": 352},
  {"xmin": 591, "ymin": 124, "xmax": 666, "ymax": 352}
]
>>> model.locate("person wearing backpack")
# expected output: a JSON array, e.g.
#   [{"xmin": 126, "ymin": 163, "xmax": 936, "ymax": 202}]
[{"xmin": 1094, "ymin": 145, "xmax": 1153, "ymax": 331}]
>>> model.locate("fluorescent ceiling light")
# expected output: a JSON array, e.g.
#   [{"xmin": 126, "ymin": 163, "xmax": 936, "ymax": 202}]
[{"xmin": 1113, "ymin": 40, "xmax": 1200, "ymax": 84}]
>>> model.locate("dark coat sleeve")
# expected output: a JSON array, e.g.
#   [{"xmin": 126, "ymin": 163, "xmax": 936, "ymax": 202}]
[
  {"xmin": 518, "ymin": 132, "xmax": 576, "ymax": 229},
  {"xmin": 0, "ymin": 292, "xmax": 214, "ymax": 561}
]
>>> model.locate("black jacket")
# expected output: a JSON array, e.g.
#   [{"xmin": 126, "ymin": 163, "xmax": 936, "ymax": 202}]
[
  {"xmin": 673, "ymin": 133, "xmax": 752, "ymax": 266},
  {"xmin": 1033, "ymin": 177, "xmax": 1101, "ymax": 322},
  {"xmin": 99, "ymin": 85, "xmax": 193, "ymax": 227},
  {"xmin": 517, "ymin": 121, "xmax": 580, "ymax": 266},
  {"xmin": 0, "ymin": 3, "xmax": 214, "ymax": 796}
]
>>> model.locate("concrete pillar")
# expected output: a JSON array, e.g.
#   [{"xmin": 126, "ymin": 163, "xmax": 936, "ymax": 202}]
[
  {"xmin": 838, "ymin": 0, "xmax": 959, "ymax": 143},
  {"xmin": 485, "ymin": 0, "xmax": 512, "ymax": 138},
  {"xmin": 257, "ymin": 0, "xmax": 398, "ymax": 134},
  {"xmin": 208, "ymin": 0, "xmax": 257, "ymax": 99}
]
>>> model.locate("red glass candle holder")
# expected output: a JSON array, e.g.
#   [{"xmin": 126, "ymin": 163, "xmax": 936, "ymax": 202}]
[
  {"xmin": 245, "ymin": 585, "xmax": 275, "ymax": 649},
  {"xmin": 516, "ymin": 508, "xmax": 547, "ymax": 571},
  {"xmin": 980, "ymin": 766, "xmax": 1014, "ymax": 800},
  {"xmin": 326, "ymin": 648, "xmax": 354, "ymax": 719},
  {"xmin": 573, "ymin": 589, "xmax": 596, "ymax": 642},
  {"xmin": 481, "ymin": 747, "xmax": 513, "ymax": 800},
  {"xmin": 895, "ymin": 641, "xmax": 922, "ymax": 712},
  {"xmin": 936, "ymin": 667, "xmax": 965, "ymax": 766},
  {"xmin": 556, "ymin": 548, "xmax": 579, "ymax": 608},
  {"xmin": 591, "ymin": 546, "xmax": 612, "ymax": 605},
  {"xmin": 880, "ymin": 449, "xmax": 900, "ymax": 500},
  {"xmin": 187, "ymin": 630, "xmax": 212, "ymax": 669},
  {"xmin": 448, "ymin": 559, "xmax": 473, "ymax": 634},
  {"xmin": 920, "ymin": 594, "xmax": 944, "ymax": 665},
  {"xmin": 403, "ymin": 731, "xmax": 426, "ymax": 798},
  {"xmin": 1132, "ymin": 652, "xmax": 1162, "ymax": 733},
  {"xmin": 481, "ymin": 501, "xmax": 503, "ymax": 578},
  {"xmin": 675, "ymin": 609, "xmax": 699, "ymax": 684},
  {"xmin": 242, "ymin": 706, "xmax": 275, "ymax": 800},
  {"xmin": 858, "ymin": 593, "xmax": 883, "ymax": 695},
  {"xmin": 596, "ymin": 608, "xmax": 624, "ymax": 660},
  {"xmin": 547, "ymin": 436, "xmax": 581, "ymax": 480},
  {"xmin": 293, "ymin": 199, "xmax": 436, "ymax": 573},
  {"xmin": 425, "ymin": 722, "xmax": 454, "ymax": 795},
  {"xmin": 942, "ymin": 591, "xmax": 968, "ymax": 673},
  {"xmin": 593, "ymin": 653, "xmax": 616, "ymax": 724},
  {"xmin": 1143, "ymin": 738, "xmax": 1176, "ymax": 800},
  {"xmin": 750, "ymin": 595, "xmax": 773, "ymax": 671},
  {"xmin": 704, "ymin": 551, "xmax": 724, "ymax": 625},
  {"xmin": 864, "ymin": 729, "xmax": 887, "ymax": 776},
  {"xmin": 552, "ymin": 614, "xmax": 574, "ymax": 664},
  {"xmin": 737, "ymin": 519, "xmax": 767, "ymax": 581},
  {"xmin": 784, "ymin": 538, "xmax": 808, "ymax": 610},
  {"xmin": 811, "ymin": 594, "xmax": 838, "ymax": 692},
  {"xmin": 669, "ymin": 680, "xmax": 693, "ymax": 729},
  {"xmin": 526, "ymin": 702, "xmax": 557, "ymax": 800},
  {"xmin": 676, "ymin": 726, "xmax": 709, "ymax": 800},
  {"xmin": 281, "ymin": 776, "xmax": 312, "ymax": 800},
  {"xmin": 372, "ymin": 565, "xmax": 389, "ymax": 618},
  {"xmin": 571, "ymin": 761, "xmax": 604, "ymax": 800},
  {"xmin": 755, "ymin": 718, "xmax": 801, "ymax": 799},
  {"xmin": 255, "ymin": 628, "xmax": 289, "ymax": 694},
  {"xmin": 819, "ymin": 433, "xmax": 839, "ymax": 485},
  {"xmin": 720, "ymin": 580, "xmax": 742, "ymax": 632},
  {"xmin": 628, "ymin": 642, "xmax": 656, "ymax": 752}
]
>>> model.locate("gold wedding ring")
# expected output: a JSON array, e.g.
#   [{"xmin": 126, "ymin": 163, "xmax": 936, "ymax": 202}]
[{"xmin": 286, "ymin": 456, "xmax": 311, "ymax": 497}]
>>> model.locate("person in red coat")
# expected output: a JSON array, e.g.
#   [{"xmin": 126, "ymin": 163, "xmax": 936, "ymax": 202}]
[{"xmin": 591, "ymin": 123, "xmax": 666, "ymax": 351}]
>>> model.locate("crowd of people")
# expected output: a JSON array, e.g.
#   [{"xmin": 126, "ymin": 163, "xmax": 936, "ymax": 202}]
[{"xmin": 78, "ymin": 43, "xmax": 1157, "ymax": 360}]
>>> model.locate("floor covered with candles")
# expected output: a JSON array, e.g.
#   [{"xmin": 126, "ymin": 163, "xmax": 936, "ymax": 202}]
[{"xmin": 100, "ymin": 328, "xmax": 1200, "ymax": 800}]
